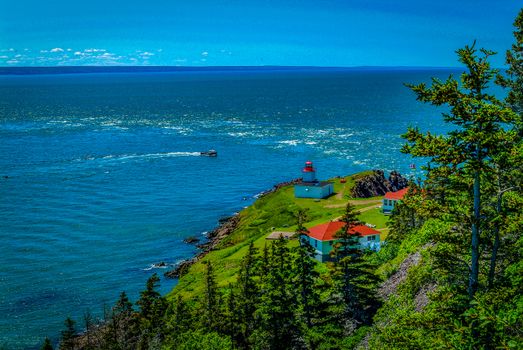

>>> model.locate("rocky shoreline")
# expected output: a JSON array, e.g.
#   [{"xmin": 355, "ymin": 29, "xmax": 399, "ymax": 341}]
[
  {"xmin": 164, "ymin": 172, "xmax": 406, "ymax": 279},
  {"xmin": 164, "ymin": 178, "xmax": 302, "ymax": 279}
]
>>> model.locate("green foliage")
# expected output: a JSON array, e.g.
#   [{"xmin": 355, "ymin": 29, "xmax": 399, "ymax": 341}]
[
  {"xmin": 59, "ymin": 317, "xmax": 76, "ymax": 350},
  {"xmin": 172, "ymin": 331, "xmax": 233, "ymax": 350},
  {"xmin": 403, "ymin": 42, "xmax": 520, "ymax": 301},
  {"xmin": 256, "ymin": 237, "xmax": 302, "ymax": 349},
  {"xmin": 41, "ymin": 337, "xmax": 54, "ymax": 350},
  {"xmin": 497, "ymin": 8, "xmax": 523, "ymax": 117}
]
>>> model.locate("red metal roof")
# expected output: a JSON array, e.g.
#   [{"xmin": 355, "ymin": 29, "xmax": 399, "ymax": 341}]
[
  {"xmin": 303, "ymin": 160, "xmax": 315, "ymax": 172},
  {"xmin": 384, "ymin": 187, "xmax": 409, "ymax": 200},
  {"xmin": 307, "ymin": 221, "xmax": 380, "ymax": 241}
]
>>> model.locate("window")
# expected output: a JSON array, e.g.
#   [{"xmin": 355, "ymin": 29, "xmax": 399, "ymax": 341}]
[
  {"xmin": 367, "ymin": 236, "xmax": 376, "ymax": 241},
  {"xmin": 314, "ymin": 240, "xmax": 317, "ymax": 248}
]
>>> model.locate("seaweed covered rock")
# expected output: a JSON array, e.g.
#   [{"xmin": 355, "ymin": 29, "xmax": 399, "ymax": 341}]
[{"xmin": 351, "ymin": 170, "xmax": 408, "ymax": 198}]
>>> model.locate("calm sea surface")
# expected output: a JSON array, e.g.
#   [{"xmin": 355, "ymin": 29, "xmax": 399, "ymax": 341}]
[{"xmin": 0, "ymin": 68, "xmax": 454, "ymax": 348}]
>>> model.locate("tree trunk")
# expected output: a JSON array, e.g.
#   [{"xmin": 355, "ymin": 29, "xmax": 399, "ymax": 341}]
[
  {"xmin": 488, "ymin": 186, "xmax": 503, "ymax": 288},
  {"xmin": 469, "ymin": 169, "xmax": 480, "ymax": 299}
]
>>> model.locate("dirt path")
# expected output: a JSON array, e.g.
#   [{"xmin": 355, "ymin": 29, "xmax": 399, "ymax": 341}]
[
  {"xmin": 335, "ymin": 183, "xmax": 346, "ymax": 200},
  {"xmin": 324, "ymin": 198, "xmax": 381, "ymax": 208},
  {"xmin": 332, "ymin": 203, "xmax": 382, "ymax": 220}
]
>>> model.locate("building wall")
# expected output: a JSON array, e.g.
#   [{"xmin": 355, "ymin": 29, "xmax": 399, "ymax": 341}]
[
  {"xmin": 382, "ymin": 198, "xmax": 397, "ymax": 213},
  {"xmin": 304, "ymin": 234, "xmax": 381, "ymax": 262},
  {"xmin": 294, "ymin": 183, "xmax": 334, "ymax": 199}
]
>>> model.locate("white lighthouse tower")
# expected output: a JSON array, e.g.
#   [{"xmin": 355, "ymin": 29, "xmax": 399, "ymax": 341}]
[{"xmin": 294, "ymin": 160, "xmax": 334, "ymax": 199}]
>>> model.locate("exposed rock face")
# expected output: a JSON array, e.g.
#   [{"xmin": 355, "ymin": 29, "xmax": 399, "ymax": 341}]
[
  {"xmin": 378, "ymin": 251, "xmax": 422, "ymax": 300},
  {"xmin": 351, "ymin": 170, "xmax": 408, "ymax": 198}
]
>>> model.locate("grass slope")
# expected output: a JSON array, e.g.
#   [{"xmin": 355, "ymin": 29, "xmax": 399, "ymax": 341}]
[{"xmin": 168, "ymin": 171, "xmax": 387, "ymax": 301}]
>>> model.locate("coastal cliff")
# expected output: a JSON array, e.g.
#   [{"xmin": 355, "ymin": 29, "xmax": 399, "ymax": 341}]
[{"xmin": 351, "ymin": 170, "xmax": 408, "ymax": 198}]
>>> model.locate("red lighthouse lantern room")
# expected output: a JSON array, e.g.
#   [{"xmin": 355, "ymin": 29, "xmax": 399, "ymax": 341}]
[{"xmin": 302, "ymin": 161, "xmax": 317, "ymax": 183}]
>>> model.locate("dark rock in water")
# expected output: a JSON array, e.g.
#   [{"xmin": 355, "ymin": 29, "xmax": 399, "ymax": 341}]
[
  {"xmin": 153, "ymin": 262, "xmax": 168, "ymax": 268},
  {"xmin": 351, "ymin": 170, "xmax": 408, "ymax": 198},
  {"xmin": 218, "ymin": 216, "xmax": 233, "ymax": 224},
  {"xmin": 165, "ymin": 214, "xmax": 242, "ymax": 278},
  {"xmin": 183, "ymin": 236, "xmax": 200, "ymax": 244},
  {"xmin": 165, "ymin": 179, "xmax": 301, "ymax": 279},
  {"xmin": 164, "ymin": 259, "xmax": 195, "ymax": 278}
]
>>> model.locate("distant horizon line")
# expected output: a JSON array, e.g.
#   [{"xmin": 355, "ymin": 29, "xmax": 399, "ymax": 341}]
[{"xmin": 0, "ymin": 65, "xmax": 472, "ymax": 76}]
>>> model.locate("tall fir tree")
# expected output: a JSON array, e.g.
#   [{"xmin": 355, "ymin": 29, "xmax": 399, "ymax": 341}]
[
  {"xmin": 256, "ymin": 237, "xmax": 301, "ymax": 349},
  {"xmin": 59, "ymin": 317, "xmax": 76, "ymax": 350},
  {"xmin": 402, "ymin": 43, "xmax": 519, "ymax": 300},
  {"xmin": 235, "ymin": 242, "xmax": 260, "ymax": 349},
  {"xmin": 41, "ymin": 337, "xmax": 54, "ymax": 350},
  {"xmin": 331, "ymin": 202, "xmax": 361, "ymax": 261},
  {"xmin": 330, "ymin": 202, "xmax": 381, "ymax": 329},
  {"xmin": 202, "ymin": 261, "xmax": 222, "ymax": 333},
  {"xmin": 135, "ymin": 273, "xmax": 168, "ymax": 349},
  {"xmin": 105, "ymin": 291, "xmax": 137, "ymax": 350},
  {"xmin": 293, "ymin": 209, "xmax": 321, "ymax": 329},
  {"xmin": 496, "ymin": 8, "xmax": 523, "ymax": 118}
]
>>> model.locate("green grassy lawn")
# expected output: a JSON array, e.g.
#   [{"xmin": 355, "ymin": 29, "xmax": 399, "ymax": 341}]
[
  {"xmin": 168, "ymin": 171, "xmax": 388, "ymax": 301},
  {"xmin": 358, "ymin": 207, "xmax": 389, "ymax": 229}
]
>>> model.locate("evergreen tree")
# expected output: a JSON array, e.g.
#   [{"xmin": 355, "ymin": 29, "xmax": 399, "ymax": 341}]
[
  {"xmin": 329, "ymin": 202, "xmax": 381, "ymax": 329},
  {"xmin": 387, "ymin": 182, "xmax": 435, "ymax": 244},
  {"xmin": 235, "ymin": 242, "xmax": 260, "ymax": 348},
  {"xmin": 256, "ymin": 237, "xmax": 301, "ymax": 349},
  {"xmin": 331, "ymin": 202, "xmax": 360, "ymax": 261},
  {"xmin": 59, "ymin": 317, "xmax": 76, "ymax": 350},
  {"xmin": 496, "ymin": 8, "xmax": 523, "ymax": 117},
  {"xmin": 169, "ymin": 295, "xmax": 192, "ymax": 335},
  {"xmin": 402, "ymin": 43, "xmax": 519, "ymax": 300},
  {"xmin": 136, "ymin": 273, "xmax": 168, "ymax": 349},
  {"xmin": 293, "ymin": 209, "xmax": 320, "ymax": 328},
  {"xmin": 224, "ymin": 285, "xmax": 242, "ymax": 348},
  {"xmin": 41, "ymin": 337, "xmax": 53, "ymax": 350},
  {"xmin": 106, "ymin": 291, "xmax": 137, "ymax": 349},
  {"xmin": 331, "ymin": 242, "xmax": 381, "ymax": 328},
  {"xmin": 82, "ymin": 311, "xmax": 94, "ymax": 349},
  {"xmin": 202, "ymin": 261, "xmax": 221, "ymax": 332},
  {"xmin": 489, "ymin": 7, "xmax": 523, "ymax": 288}
]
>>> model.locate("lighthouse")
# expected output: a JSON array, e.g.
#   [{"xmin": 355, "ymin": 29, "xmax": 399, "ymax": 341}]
[
  {"xmin": 294, "ymin": 161, "xmax": 334, "ymax": 199},
  {"xmin": 302, "ymin": 161, "xmax": 317, "ymax": 183}
]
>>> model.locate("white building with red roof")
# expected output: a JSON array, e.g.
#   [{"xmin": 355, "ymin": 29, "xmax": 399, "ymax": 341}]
[
  {"xmin": 303, "ymin": 221, "xmax": 381, "ymax": 262},
  {"xmin": 382, "ymin": 187, "xmax": 409, "ymax": 214}
]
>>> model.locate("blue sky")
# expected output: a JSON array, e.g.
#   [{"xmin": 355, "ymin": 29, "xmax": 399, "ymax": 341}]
[{"xmin": 0, "ymin": 0, "xmax": 521, "ymax": 67}]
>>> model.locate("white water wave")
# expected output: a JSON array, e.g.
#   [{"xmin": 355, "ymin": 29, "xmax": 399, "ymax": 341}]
[{"xmin": 105, "ymin": 152, "xmax": 202, "ymax": 161}]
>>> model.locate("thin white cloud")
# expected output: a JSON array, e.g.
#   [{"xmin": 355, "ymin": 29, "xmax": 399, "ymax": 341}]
[
  {"xmin": 201, "ymin": 51, "xmax": 209, "ymax": 57},
  {"xmin": 84, "ymin": 48, "xmax": 106, "ymax": 53},
  {"xmin": 1, "ymin": 47, "xmax": 164, "ymax": 66}
]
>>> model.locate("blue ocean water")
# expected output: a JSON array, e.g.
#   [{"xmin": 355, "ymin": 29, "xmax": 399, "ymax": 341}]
[{"xmin": 0, "ymin": 68, "xmax": 454, "ymax": 349}]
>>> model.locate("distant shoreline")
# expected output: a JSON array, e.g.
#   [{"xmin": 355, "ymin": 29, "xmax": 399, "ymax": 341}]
[{"xmin": 0, "ymin": 65, "xmax": 464, "ymax": 76}]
